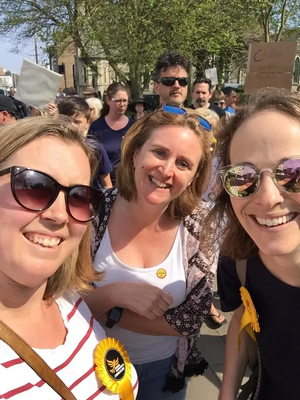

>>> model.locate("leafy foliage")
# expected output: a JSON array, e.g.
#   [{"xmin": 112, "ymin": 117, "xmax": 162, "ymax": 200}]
[{"xmin": 0, "ymin": 0, "xmax": 298, "ymax": 97}]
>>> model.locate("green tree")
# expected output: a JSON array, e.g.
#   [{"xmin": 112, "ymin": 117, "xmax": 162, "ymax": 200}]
[
  {"xmin": 253, "ymin": 0, "xmax": 300, "ymax": 42},
  {"xmin": 4, "ymin": 70, "xmax": 12, "ymax": 76},
  {"xmin": 1, "ymin": 0, "xmax": 297, "ymax": 98}
]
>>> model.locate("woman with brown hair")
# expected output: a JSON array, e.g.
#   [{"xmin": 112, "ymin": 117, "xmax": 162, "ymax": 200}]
[
  {"xmin": 207, "ymin": 92, "xmax": 300, "ymax": 400},
  {"xmin": 85, "ymin": 106, "xmax": 218, "ymax": 400},
  {"xmin": 89, "ymin": 82, "xmax": 134, "ymax": 185},
  {"xmin": 0, "ymin": 116, "xmax": 137, "ymax": 399}
]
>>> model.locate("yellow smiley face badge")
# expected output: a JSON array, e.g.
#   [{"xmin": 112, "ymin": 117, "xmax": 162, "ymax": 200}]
[{"xmin": 157, "ymin": 268, "xmax": 167, "ymax": 279}]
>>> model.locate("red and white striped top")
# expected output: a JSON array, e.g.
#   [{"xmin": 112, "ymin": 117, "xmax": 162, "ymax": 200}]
[{"xmin": 0, "ymin": 295, "xmax": 138, "ymax": 399}]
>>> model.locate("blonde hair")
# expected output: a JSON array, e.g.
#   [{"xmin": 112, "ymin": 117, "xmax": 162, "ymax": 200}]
[
  {"xmin": 86, "ymin": 97, "xmax": 103, "ymax": 122},
  {"xmin": 29, "ymin": 106, "xmax": 46, "ymax": 117},
  {"xmin": 186, "ymin": 107, "xmax": 220, "ymax": 128},
  {"xmin": 116, "ymin": 109, "xmax": 213, "ymax": 220},
  {"xmin": 0, "ymin": 116, "xmax": 102, "ymax": 300}
]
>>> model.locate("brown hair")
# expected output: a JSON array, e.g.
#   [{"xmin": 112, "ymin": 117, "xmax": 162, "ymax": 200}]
[
  {"xmin": 210, "ymin": 89, "xmax": 225, "ymax": 103},
  {"xmin": 116, "ymin": 108, "xmax": 213, "ymax": 220},
  {"xmin": 0, "ymin": 116, "xmax": 103, "ymax": 299},
  {"xmin": 205, "ymin": 91, "xmax": 300, "ymax": 259},
  {"xmin": 58, "ymin": 96, "xmax": 90, "ymax": 120},
  {"xmin": 101, "ymin": 82, "xmax": 130, "ymax": 117}
]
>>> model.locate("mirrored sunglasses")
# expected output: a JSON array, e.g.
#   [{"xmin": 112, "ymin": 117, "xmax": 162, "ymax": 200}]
[
  {"xmin": 0, "ymin": 166, "xmax": 103, "ymax": 222},
  {"xmin": 220, "ymin": 157, "xmax": 300, "ymax": 198}
]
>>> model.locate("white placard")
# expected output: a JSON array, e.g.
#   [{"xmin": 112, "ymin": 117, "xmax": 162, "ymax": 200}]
[
  {"xmin": 205, "ymin": 67, "xmax": 218, "ymax": 86},
  {"xmin": 15, "ymin": 59, "xmax": 62, "ymax": 109}
]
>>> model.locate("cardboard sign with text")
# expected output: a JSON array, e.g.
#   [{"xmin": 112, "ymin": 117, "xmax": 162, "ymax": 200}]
[
  {"xmin": 245, "ymin": 41, "xmax": 297, "ymax": 94},
  {"xmin": 244, "ymin": 72, "xmax": 293, "ymax": 94},
  {"xmin": 247, "ymin": 42, "xmax": 297, "ymax": 73}
]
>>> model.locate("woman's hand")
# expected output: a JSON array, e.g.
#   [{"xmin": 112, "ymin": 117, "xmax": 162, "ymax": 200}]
[
  {"xmin": 116, "ymin": 282, "xmax": 174, "ymax": 320},
  {"xmin": 84, "ymin": 282, "xmax": 173, "ymax": 321},
  {"xmin": 44, "ymin": 102, "xmax": 58, "ymax": 115}
]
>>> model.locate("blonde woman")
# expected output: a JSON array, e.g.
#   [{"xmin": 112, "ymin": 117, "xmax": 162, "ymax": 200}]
[
  {"xmin": 0, "ymin": 116, "xmax": 137, "ymax": 398},
  {"xmin": 86, "ymin": 97, "xmax": 103, "ymax": 123}
]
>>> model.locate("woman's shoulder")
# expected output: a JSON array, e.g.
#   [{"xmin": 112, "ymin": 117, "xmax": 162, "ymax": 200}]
[
  {"xmin": 183, "ymin": 200, "xmax": 214, "ymax": 235},
  {"xmin": 101, "ymin": 188, "xmax": 118, "ymax": 213},
  {"xmin": 90, "ymin": 116, "xmax": 106, "ymax": 131}
]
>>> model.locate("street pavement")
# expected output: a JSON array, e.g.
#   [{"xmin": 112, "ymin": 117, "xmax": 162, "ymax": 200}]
[{"xmin": 186, "ymin": 290, "xmax": 232, "ymax": 400}]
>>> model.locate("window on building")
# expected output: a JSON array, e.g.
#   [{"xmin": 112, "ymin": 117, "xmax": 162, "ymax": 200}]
[
  {"xmin": 83, "ymin": 67, "xmax": 87, "ymax": 83},
  {"xmin": 50, "ymin": 56, "xmax": 58, "ymax": 72},
  {"xmin": 294, "ymin": 57, "xmax": 300, "ymax": 84}
]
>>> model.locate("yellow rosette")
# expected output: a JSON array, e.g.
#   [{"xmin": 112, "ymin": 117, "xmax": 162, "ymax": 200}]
[
  {"xmin": 238, "ymin": 287, "xmax": 260, "ymax": 349},
  {"xmin": 95, "ymin": 337, "xmax": 134, "ymax": 400}
]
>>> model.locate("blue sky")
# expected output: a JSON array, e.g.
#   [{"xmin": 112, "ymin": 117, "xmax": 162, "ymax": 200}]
[{"xmin": 0, "ymin": 40, "xmax": 36, "ymax": 74}]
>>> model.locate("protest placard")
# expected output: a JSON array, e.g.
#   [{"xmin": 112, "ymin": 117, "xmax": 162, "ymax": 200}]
[
  {"xmin": 205, "ymin": 68, "xmax": 218, "ymax": 86},
  {"xmin": 244, "ymin": 42, "xmax": 297, "ymax": 94},
  {"xmin": 15, "ymin": 59, "xmax": 62, "ymax": 109}
]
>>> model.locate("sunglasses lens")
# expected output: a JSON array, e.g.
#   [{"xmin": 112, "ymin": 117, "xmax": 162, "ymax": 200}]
[
  {"xmin": 160, "ymin": 77, "xmax": 188, "ymax": 87},
  {"xmin": 199, "ymin": 117, "xmax": 211, "ymax": 131},
  {"xmin": 178, "ymin": 78, "xmax": 189, "ymax": 87},
  {"xmin": 275, "ymin": 158, "xmax": 300, "ymax": 193},
  {"xmin": 162, "ymin": 104, "xmax": 185, "ymax": 115},
  {"xmin": 68, "ymin": 186, "xmax": 103, "ymax": 222},
  {"xmin": 223, "ymin": 165, "xmax": 258, "ymax": 198},
  {"xmin": 160, "ymin": 78, "xmax": 176, "ymax": 87},
  {"xmin": 13, "ymin": 170, "xmax": 56, "ymax": 210}
]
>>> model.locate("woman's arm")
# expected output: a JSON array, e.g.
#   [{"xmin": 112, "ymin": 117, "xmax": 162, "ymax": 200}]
[
  {"xmin": 84, "ymin": 282, "xmax": 173, "ymax": 320},
  {"xmin": 218, "ymin": 304, "xmax": 248, "ymax": 400},
  {"xmin": 99, "ymin": 173, "xmax": 113, "ymax": 188},
  {"xmin": 114, "ymin": 309, "xmax": 183, "ymax": 337}
]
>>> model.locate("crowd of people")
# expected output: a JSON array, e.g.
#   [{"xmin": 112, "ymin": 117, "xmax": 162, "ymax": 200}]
[{"xmin": 0, "ymin": 51, "xmax": 299, "ymax": 400}]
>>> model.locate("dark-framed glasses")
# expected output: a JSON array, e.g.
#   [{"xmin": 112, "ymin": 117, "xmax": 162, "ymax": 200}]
[
  {"xmin": 0, "ymin": 166, "xmax": 103, "ymax": 222},
  {"xmin": 158, "ymin": 77, "xmax": 189, "ymax": 87},
  {"xmin": 220, "ymin": 156, "xmax": 300, "ymax": 198},
  {"xmin": 161, "ymin": 104, "xmax": 212, "ymax": 132}
]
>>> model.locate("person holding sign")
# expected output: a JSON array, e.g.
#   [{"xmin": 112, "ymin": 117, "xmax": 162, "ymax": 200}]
[
  {"xmin": 85, "ymin": 106, "xmax": 217, "ymax": 400},
  {"xmin": 0, "ymin": 116, "xmax": 138, "ymax": 399},
  {"xmin": 206, "ymin": 92, "xmax": 300, "ymax": 400}
]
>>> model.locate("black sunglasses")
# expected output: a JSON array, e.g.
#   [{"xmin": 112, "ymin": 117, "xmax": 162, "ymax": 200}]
[
  {"xmin": 220, "ymin": 156, "xmax": 300, "ymax": 198},
  {"xmin": 158, "ymin": 77, "xmax": 189, "ymax": 87},
  {"xmin": 0, "ymin": 166, "xmax": 103, "ymax": 222}
]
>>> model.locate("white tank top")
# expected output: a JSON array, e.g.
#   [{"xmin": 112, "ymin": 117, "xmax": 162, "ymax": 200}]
[{"xmin": 93, "ymin": 223, "xmax": 186, "ymax": 364}]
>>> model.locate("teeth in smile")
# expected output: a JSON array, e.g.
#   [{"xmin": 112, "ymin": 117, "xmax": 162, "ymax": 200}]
[
  {"xmin": 150, "ymin": 177, "xmax": 170, "ymax": 189},
  {"xmin": 255, "ymin": 213, "xmax": 295, "ymax": 227},
  {"xmin": 25, "ymin": 234, "xmax": 61, "ymax": 247}
]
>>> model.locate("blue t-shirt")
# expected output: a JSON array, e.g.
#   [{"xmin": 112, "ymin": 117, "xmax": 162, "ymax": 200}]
[
  {"xmin": 224, "ymin": 106, "xmax": 235, "ymax": 114},
  {"xmin": 89, "ymin": 116, "xmax": 134, "ymax": 184},
  {"xmin": 86, "ymin": 138, "xmax": 113, "ymax": 189}
]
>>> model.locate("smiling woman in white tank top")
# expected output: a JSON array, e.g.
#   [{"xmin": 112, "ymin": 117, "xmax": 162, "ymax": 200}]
[{"xmin": 85, "ymin": 106, "xmax": 218, "ymax": 400}]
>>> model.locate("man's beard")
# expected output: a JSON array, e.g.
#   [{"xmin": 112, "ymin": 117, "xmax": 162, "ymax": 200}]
[
  {"xmin": 194, "ymin": 99, "xmax": 206, "ymax": 108},
  {"xmin": 167, "ymin": 90, "xmax": 185, "ymax": 106}
]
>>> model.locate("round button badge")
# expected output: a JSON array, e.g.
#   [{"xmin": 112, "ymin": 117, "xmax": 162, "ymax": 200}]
[{"xmin": 156, "ymin": 268, "xmax": 167, "ymax": 279}]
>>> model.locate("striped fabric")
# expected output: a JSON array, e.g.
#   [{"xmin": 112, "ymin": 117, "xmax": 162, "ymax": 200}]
[{"xmin": 0, "ymin": 295, "xmax": 138, "ymax": 399}]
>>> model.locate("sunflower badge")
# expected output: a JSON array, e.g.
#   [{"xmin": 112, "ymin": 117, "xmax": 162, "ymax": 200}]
[
  {"xmin": 238, "ymin": 287, "xmax": 260, "ymax": 349},
  {"xmin": 95, "ymin": 337, "xmax": 134, "ymax": 400}
]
